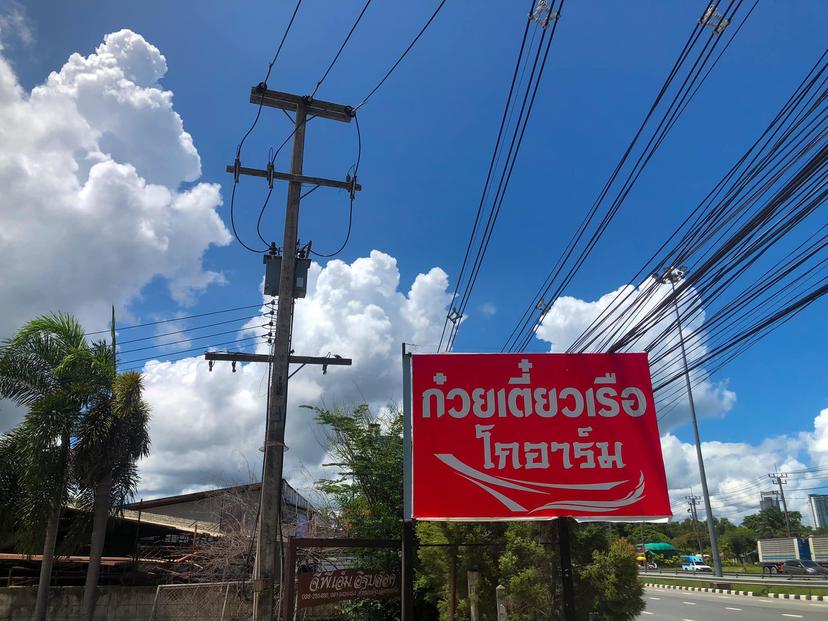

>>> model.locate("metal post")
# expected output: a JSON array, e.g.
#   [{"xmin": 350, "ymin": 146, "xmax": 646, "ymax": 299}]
[
  {"xmin": 664, "ymin": 268, "xmax": 722, "ymax": 576},
  {"xmin": 449, "ymin": 548, "xmax": 456, "ymax": 621},
  {"xmin": 402, "ymin": 521, "xmax": 416, "ymax": 621},
  {"xmin": 558, "ymin": 518, "xmax": 576, "ymax": 621},
  {"xmin": 220, "ymin": 584, "xmax": 231, "ymax": 621},
  {"xmin": 253, "ymin": 100, "xmax": 307, "ymax": 621},
  {"xmin": 281, "ymin": 536, "xmax": 297, "ymax": 621},
  {"xmin": 401, "ymin": 344, "xmax": 415, "ymax": 621}
]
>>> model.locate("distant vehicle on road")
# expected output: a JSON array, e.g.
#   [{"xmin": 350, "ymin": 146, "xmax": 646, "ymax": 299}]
[
  {"xmin": 681, "ymin": 560, "xmax": 712, "ymax": 572},
  {"xmin": 782, "ymin": 560, "xmax": 828, "ymax": 576},
  {"xmin": 762, "ymin": 559, "xmax": 828, "ymax": 576}
]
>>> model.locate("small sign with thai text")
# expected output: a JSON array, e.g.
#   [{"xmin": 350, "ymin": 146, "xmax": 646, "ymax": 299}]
[{"xmin": 297, "ymin": 569, "xmax": 400, "ymax": 609}]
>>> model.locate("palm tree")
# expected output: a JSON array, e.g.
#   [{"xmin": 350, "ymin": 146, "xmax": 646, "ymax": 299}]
[
  {"xmin": 75, "ymin": 315, "xmax": 150, "ymax": 621},
  {"xmin": 0, "ymin": 314, "xmax": 89, "ymax": 621}
]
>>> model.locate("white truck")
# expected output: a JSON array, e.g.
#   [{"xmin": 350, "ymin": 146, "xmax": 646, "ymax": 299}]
[
  {"xmin": 681, "ymin": 560, "xmax": 712, "ymax": 572},
  {"xmin": 759, "ymin": 537, "xmax": 811, "ymax": 574},
  {"xmin": 809, "ymin": 536, "xmax": 828, "ymax": 566}
]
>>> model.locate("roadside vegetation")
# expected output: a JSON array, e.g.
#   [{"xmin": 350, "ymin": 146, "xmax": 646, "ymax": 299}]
[{"xmin": 313, "ymin": 404, "xmax": 646, "ymax": 621}]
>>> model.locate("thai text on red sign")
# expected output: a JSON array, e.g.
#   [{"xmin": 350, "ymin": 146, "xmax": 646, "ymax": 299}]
[{"xmin": 410, "ymin": 353, "xmax": 671, "ymax": 520}]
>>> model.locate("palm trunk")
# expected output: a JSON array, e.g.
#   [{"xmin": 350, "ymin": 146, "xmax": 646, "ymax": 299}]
[
  {"xmin": 81, "ymin": 470, "xmax": 113, "ymax": 621},
  {"xmin": 34, "ymin": 432, "xmax": 71, "ymax": 621},
  {"xmin": 32, "ymin": 507, "xmax": 60, "ymax": 621}
]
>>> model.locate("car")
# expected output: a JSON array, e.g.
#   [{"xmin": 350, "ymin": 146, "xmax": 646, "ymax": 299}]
[
  {"xmin": 783, "ymin": 560, "xmax": 828, "ymax": 577},
  {"xmin": 681, "ymin": 560, "xmax": 712, "ymax": 572}
]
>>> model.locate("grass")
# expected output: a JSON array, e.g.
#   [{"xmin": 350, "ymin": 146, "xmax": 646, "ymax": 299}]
[
  {"xmin": 723, "ymin": 563, "xmax": 765, "ymax": 574},
  {"xmin": 640, "ymin": 576, "xmax": 828, "ymax": 598}
]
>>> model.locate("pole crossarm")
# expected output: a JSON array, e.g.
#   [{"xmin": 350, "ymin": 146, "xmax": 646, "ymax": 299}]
[
  {"xmin": 250, "ymin": 86, "xmax": 354, "ymax": 123},
  {"xmin": 226, "ymin": 165, "xmax": 362, "ymax": 193},
  {"xmin": 203, "ymin": 351, "xmax": 352, "ymax": 367}
]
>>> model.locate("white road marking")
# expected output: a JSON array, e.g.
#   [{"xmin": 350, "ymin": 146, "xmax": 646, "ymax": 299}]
[
  {"xmin": 648, "ymin": 597, "xmax": 661, "ymax": 601},
  {"xmin": 640, "ymin": 612, "xmax": 654, "ymax": 616},
  {"xmin": 781, "ymin": 615, "xmax": 803, "ymax": 618},
  {"xmin": 725, "ymin": 607, "xmax": 742, "ymax": 611},
  {"xmin": 682, "ymin": 601, "xmax": 697, "ymax": 605},
  {"xmin": 682, "ymin": 618, "xmax": 696, "ymax": 621}
]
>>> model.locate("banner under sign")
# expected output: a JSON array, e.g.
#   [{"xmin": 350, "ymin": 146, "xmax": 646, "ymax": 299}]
[{"xmin": 409, "ymin": 353, "xmax": 671, "ymax": 521}]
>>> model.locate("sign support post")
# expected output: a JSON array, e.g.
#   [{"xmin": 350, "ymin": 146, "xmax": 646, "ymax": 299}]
[
  {"xmin": 558, "ymin": 518, "xmax": 576, "ymax": 621},
  {"xmin": 401, "ymin": 344, "xmax": 415, "ymax": 621}
]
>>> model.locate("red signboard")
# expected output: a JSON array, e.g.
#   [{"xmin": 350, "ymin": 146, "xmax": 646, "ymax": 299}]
[{"xmin": 409, "ymin": 353, "xmax": 671, "ymax": 521}]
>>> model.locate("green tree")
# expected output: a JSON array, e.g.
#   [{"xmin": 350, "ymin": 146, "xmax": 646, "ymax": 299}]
[
  {"xmin": 580, "ymin": 539, "xmax": 645, "ymax": 621},
  {"xmin": 312, "ymin": 405, "xmax": 646, "ymax": 621},
  {"xmin": 0, "ymin": 314, "xmax": 89, "ymax": 621},
  {"xmin": 499, "ymin": 522, "xmax": 558, "ymax": 621},
  {"xmin": 313, "ymin": 404, "xmax": 404, "ymax": 621},
  {"xmin": 742, "ymin": 507, "xmax": 803, "ymax": 538},
  {"xmin": 719, "ymin": 527, "xmax": 756, "ymax": 563},
  {"xmin": 417, "ymin": 522, "xmax": 503, "ymax": 621}
]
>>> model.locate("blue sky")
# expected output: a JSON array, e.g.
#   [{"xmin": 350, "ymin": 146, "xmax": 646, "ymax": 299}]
[{"xmin": 2, "ymin": 0, "xmax": 827, "ymax": 508}]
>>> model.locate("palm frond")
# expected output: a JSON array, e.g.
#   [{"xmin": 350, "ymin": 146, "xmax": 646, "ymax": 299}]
[{"xmin": 9, "ymin": 313, "xmax": 86, "ymax": 352}]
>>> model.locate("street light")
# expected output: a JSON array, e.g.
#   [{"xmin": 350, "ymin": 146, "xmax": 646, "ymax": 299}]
[{"xmin": 660, "ymin": 266, "xmax": 723, "ymax": 577}]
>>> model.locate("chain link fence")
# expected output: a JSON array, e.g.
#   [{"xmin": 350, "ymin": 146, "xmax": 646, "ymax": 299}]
[{"xmin": 148, "ymin": 582, "xmax": 259, "ymax": 621}]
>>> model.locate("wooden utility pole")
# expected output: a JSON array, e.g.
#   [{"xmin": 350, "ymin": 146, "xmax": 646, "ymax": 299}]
[
  {"xmin": 254, "ymin": 94, "xmax": 307, "ymax": 621},
  {"xmin": 222, "ymin": 85, "xmax": 360, "ymax": 621}
]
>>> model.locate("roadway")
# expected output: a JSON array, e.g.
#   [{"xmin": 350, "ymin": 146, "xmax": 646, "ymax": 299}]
[{"xmin": 637, "ymin": 586, "xmax": 828, "ymax": 620}]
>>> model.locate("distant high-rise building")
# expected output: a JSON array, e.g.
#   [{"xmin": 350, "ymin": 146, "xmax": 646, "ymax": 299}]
[
  {"xmin": 760, "ymin": 490, "xmax": 780, "ymax": 512},
  {"xmin": 808, "ymin": 494, "xmax": 828, "ymax": 529}
]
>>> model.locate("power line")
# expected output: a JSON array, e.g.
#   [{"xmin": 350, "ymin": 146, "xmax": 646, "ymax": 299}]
[
  {"xmin": 118, "ymin": 323, "xmax": 270, "ymax": 356},
  {"xmin": 356, "ymin": 0, "xmax": 449, "ymax": 110},
  {"xmin": 542, "ymin": 48, "xmax": 828, "ymax": 421},
  {"xmin": 447, "ymin": 0, "xmax": 566, "ymax": 352},
  {"xmin": 442, "ymin": 0, "xmax": 565, "ymax": 352},
  {"xmin": 117, "ymin": 333, "xmax": 266, "ymax": 368},
  {"xmin": 87, "ymin": 302, "xmax": 272, "ymax": 335},
  {"xmin": 311, "ymin": 0, "xmax": 373, "ymax": 99},
  {"xmin": 438, "ymin": 0, "xmax": 537, "ymax": 351},
  {"xmin": 118, "ymin": 311, "xmax": 273, "ymax": 345},
  {"xmin": 505, "ymin": 0, "xmax": 757, "ymax": 353},
  {"xmin": 231, "ymin": 0, "xmax": 305, "ymax": 254},
  {"xmin": 310, "ymin": 114, "xmax": 362, "ymax": 258},
  {"xmin": 235, "ymin": 0, "xmax": 304, "ymax": 160}
]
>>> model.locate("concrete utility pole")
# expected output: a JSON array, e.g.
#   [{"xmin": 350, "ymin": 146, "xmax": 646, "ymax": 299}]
[
  {"xmin": 661, "ymin": 266, "xmax": 722, "ymax": 577},
  {"xmin": 224, "ymin": 86, "xmax": 360, "ymax": 621},
  {"xmin": 686, "ymin": 493, "xmax": 703, "ymax": 555},
  {"xmin": 467, "ymin": 570, "xmax": 480, "ymax": 621},
  {"xmin": 769, "ymin": 472, "xmax": 792, "ymax": 537},
  {"xmin": 496, "ymin": 584, "xmax": 508, "ymax": 621}
]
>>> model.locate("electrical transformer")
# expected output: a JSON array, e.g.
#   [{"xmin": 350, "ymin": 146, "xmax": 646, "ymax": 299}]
[{"xmin": 263, "ymin": 254, "xmax": 310, "ymax": 298}]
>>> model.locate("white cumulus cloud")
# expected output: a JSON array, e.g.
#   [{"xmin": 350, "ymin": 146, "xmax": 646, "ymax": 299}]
[
  {"xmin": 136, "ymin": 251, "xmax": 451, "ymax": 498},
  {"xmin": 662, "ymin": 414, "xmax": 828, "ymax": 525},
  {"xmin": 0, "ymin": 30, "xmax": 230, "ymax": 348}
]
